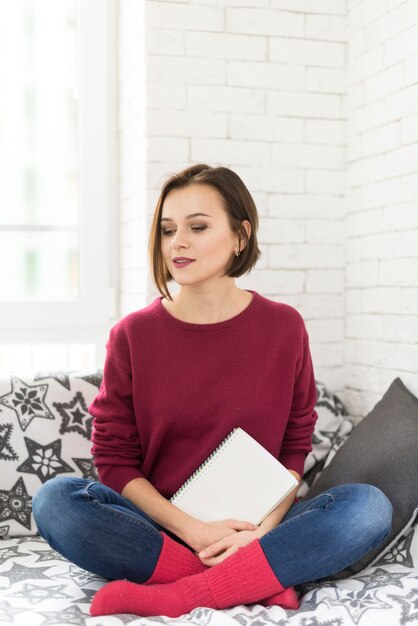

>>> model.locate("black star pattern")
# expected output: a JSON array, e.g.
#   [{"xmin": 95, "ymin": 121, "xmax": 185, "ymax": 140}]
[
  {"xmin": 115, "ymin": 613, "xmax": 151, "ymax": 625},
  {"xmin": 33, "ymin": 370, "xmax": 78, "ymax": 391},
  {"xmin": 387, "ymin": 588, "xmax": 418, "ymax": 624},
  {"xmin": 229, "ymin": 606, "xmax": 290, "ymax": 624},
  {"xmin": 315, "ymin": 381, "xmax": 350, "ymax": 417},
  {"xmin": 353, "ymin": 567, "xmax": 406, "ymax": 593},
  {"xmin": 70, "ymin": 586, "xmax": 97, "ymax": 606},
  {"xmin": 323, "ymin": 587, "xmax": 391, "ymax": 624},
  {"xmin": 54, "ymin": 391, "xmax": 93, "ymax": 440},
  {"xmin": 8, "ymin": 582, "xmax": 71, "ymax": 605},
  {"xmin": 77, "ymin": 369, "xmax": 103, "ymax": 388},
  {"xmin": 313, "ymin": 423, "xmax": 354, "ymax": 459},
  {"xmin": 299, "ymin": 617, "xmax": 344, "ymax": 626},
  {"xmin": 321, "ymin": 429, "xmax": 354, "ymax": 453},
  {"xmin": 37, "ymin": 604, "xmax": 88, "ymax": 625},
  {"xmin": 32, "ymin": 546, "xmax": 67, "ymax": 563},
  {"xmin": 0, "ymin": 376, "xmax": 54, "ymax": 431},
  {"xmin": 295, "ymin": 586, "xmax": 335, "ymax": 613},
  {"xmin": 0, "ymin": 477, "xmax": 32, "ymax": 530},
  {"xmin": 16, "ymin": 536, "xmax": 46, "ymax": 547},
  {"xmin": 0, "ymin": 562, "xmax": 52, "ymax": 585},
  {"xmin": 375, "ymin": 529, "xmax": 415, "ymax": 569},
  {"xmin": 0, "ymin": 544, "xmax": 21, "ymax": 565},
  {"xmin": 16, "ymin": 436, "xmax": 74, "ymax": 483},
  {"xmin": 0, "ymin": 525, "xmax": 10, "ymax": 538},
  {"xmin": 72, "ymin": 457, "xmax": 98, "ymax": 480},
  {"xmin": 0, "ymin": 423, "xmax": 18, "ymax": 461},
  {"xmin": 316, "ymin": 429, "xmax": 339, "ymax": 447},
  {"xmin": 58, "ymin": 564, "xmax": 107, "ymax": 587}
]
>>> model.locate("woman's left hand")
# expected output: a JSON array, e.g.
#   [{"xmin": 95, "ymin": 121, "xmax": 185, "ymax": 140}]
[{"xmin": 195, "ymin": 528, "xmax": 264, "ymax": 567}]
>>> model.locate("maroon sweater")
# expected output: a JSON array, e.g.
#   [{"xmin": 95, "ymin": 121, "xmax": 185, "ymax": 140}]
[{"xmin": 89, "ymin": 290, "xmax": 318, "ymax": 499}]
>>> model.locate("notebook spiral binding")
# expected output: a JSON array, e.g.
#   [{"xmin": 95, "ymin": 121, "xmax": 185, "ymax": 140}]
[{"xmin": 170, "ymin": 428, "xmax": 240, "ymax": 504}]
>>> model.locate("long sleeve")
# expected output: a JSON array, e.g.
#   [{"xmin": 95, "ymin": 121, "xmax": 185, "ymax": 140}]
[
  {"xmin": 85, "ymin": 290, "xmax": 318, "ymax": 500},
  {"xmin": 89, "ymin": 325, "xmax": 145, "ymax": 493},
  {"xmin": 278, "ymin": 332, "xmax": 318, "ymax": 478}
]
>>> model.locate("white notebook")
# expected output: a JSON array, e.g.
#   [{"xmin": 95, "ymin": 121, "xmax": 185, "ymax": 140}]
[{"xmin": 169, "ymin": 427, "xmax": 299, "ymax": 525}]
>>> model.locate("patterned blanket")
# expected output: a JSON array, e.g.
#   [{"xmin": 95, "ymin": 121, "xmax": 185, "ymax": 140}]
[{"xmin": 1, "ymin": 525, "xmax": 417, "ymax": 626}]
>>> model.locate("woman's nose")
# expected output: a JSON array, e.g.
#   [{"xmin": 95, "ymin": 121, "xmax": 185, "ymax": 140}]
[{"xmin": 171, "ymin": 229, "xmax": 189, "ymax": 249}]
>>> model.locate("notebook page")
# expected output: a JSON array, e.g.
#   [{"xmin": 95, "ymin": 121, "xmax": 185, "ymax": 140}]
[{"xmin": 171, "ymin": 428, "xmax": 298, "ymax": 524}]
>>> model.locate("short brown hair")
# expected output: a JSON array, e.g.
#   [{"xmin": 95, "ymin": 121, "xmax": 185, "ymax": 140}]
[{"xmin": 148, "ymin": 163, "xmax": 262, "ymax": 301}]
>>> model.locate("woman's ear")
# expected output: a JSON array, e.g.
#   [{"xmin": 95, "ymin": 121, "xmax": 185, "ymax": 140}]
[{"xmin": 242, "ymin": 220, "xmax": 252, "ymax": 244}]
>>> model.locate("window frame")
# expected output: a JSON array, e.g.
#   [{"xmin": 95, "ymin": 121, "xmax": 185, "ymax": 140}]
[{"xmin": 1, "ymin": 0, "xmax": 118, "ymax": 343}]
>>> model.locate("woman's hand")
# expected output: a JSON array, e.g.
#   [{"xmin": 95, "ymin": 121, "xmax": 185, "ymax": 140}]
[
  {"xmin": 195, "ymin": 528, "xmax": 264, "ymax": 567},
  {"xmin": 186, "ymin": 518, "xmax": 259, "ymax": 555}
]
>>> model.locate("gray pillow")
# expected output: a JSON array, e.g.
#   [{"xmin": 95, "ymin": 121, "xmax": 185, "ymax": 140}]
[{"xmin": 302, "ymin": 377, "xmax": 418, "ymax": 581}]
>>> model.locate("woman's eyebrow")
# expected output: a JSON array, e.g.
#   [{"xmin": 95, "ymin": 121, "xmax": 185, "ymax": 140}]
[{"xmin": 160, "ymin": 213, "xmax": 212, "ymax": 223}]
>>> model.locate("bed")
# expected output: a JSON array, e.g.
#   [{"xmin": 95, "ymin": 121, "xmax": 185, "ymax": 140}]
[{"xmin": 1, "ymin": 370, "xmax": 417, "ymax": 626}]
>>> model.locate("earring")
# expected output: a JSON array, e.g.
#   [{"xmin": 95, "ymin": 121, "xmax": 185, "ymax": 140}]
[{"xmin": 235, "ymin": 250, "xmax": 240, "ymax": 256}]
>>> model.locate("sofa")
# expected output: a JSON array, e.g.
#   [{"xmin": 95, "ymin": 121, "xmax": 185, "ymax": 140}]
[{"xmin": 0, "ymin": 368, "xmax": 417, "ymax": 626}]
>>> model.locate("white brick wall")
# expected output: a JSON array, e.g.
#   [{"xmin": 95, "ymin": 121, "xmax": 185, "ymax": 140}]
[
  {"xmin": 118, "ymin": 0, "xmax": 418, "ymax": 419},
  {"xmin": 345, "ymin": 0, "xmax": 418, "ymax": 417}
]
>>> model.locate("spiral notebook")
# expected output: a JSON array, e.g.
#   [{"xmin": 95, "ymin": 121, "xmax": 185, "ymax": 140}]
[{"xmin": 169, "ymin": 427, "xmax": 299, "ymax": 525}]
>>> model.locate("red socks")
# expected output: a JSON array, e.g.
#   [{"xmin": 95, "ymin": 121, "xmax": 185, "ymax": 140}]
[
  {"xmin": 261, "ymin": 587, "xmax": 300, "ymax": 610},
  {"xmin": 144, "ymin": 533, "xmax": 207, "ymax": 583},
  {"xmin": 90, "ymin": 538, "xmax": 296, "ymax": 617},
  {"xmin": 144, "ymin": 532, "xmax": 299, "ymax": 610}
]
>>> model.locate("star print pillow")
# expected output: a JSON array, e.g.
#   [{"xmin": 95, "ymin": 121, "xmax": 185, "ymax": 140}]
[
  {"xmin": 0, "ymin": 368, "xmax": 102, "ymax": 539},
  {"xmin": 296, "ymin": 380, "xmax": 354, "ymax": 499}
]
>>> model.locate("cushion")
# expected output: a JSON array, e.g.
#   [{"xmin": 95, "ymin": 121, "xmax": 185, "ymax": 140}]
[
  {"xmin": 0, "ymin": 369, "xmax": 102, "ymax": 539},
  {"xmin": 296, "ymin": 380, "xmax": 354, "ymax": 499},
  {"xmin": 302, "ymin": 377, "xmax": 418, "ymax": 581}
]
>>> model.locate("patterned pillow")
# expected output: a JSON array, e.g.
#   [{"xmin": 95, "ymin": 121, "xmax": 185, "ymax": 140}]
[
  {"xmin": 0, "ymin": 369, "xmax": 102, "ymax": 539},
  {"xmin": 296, "ymin": 380, "xmax": 354, "ymax": 499}
]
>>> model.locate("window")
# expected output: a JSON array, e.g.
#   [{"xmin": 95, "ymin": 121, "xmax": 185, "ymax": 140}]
[{"xmin": 0, "ymin": 0, "xmax": 118, "ymax": 370}]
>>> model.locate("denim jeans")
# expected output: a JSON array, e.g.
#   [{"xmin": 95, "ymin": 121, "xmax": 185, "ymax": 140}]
[{"xmin": 32, "ymin": 477, "xmax": 393, "ymax": 588}]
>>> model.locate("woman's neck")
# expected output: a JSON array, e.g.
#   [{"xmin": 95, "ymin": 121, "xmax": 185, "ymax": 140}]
[{"xmin": 161, "ymin": 287, "xmax": 253, "ymax": 325}]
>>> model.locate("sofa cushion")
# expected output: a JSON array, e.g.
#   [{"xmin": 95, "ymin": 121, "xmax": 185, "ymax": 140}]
[
  {"xmin": 0, "ymin": 369, "xmax": 102, "ymax": 538},
  {"xmin": 303, "ymin": 377, "xmax": 418, "ymax": 581},
  {"xmin": 296, "ymin": 380, "xmax": 354, "ymax": 499}
]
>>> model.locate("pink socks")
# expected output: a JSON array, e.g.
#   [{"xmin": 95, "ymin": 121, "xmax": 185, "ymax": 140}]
[
  {"xmin": 90, "ymin": 538, "xmax": 297, "ymax": 617},
  {"xmin": 144, "ymin": 533, "xmax": 207, "ymax": 583},
  {"xmin": 261, "ymin": 587, "xmax": 300, "ymax": 609},
  {"xmin": 144, "ymin": 532, "xmax": 299, "ymax": 610}
]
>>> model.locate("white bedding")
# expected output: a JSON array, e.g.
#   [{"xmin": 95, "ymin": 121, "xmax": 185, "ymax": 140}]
[{"xmin": 1, "ymin": 524, "xmax": 417, "ymax": 626}]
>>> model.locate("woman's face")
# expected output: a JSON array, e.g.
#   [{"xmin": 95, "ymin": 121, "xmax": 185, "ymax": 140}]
[{"xmin": 160, "ymin": 184, "xmax": 243, "ymax": 289}]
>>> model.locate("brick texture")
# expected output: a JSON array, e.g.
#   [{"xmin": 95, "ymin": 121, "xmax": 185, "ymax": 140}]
[{"xmin": 118, "ymin": 0, "xmax": 418, "ymax": 419}]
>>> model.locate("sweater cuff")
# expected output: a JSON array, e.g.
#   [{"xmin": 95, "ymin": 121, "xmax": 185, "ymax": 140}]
[
  {"xmin": 96, "ymin": 465, "xmax": 146, "ymax": 495},
  {"xmin": 278, "ymin": 451, "xmax": 306, "ymax": 480}
]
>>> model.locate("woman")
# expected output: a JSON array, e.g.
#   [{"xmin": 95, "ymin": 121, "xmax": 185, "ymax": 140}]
[{"xmin": 32, "ymin": 163, "xmax": 393, "ymax": 618}]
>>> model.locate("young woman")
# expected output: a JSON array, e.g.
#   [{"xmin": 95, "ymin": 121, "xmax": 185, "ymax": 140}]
[{"xmin": 32, "ymin": 164, "xmax": 393, "ymax": 618}]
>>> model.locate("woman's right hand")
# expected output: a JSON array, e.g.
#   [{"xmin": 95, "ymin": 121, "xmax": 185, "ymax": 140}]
[{"xmin": 186, "ymin": 518, "xmax": 259, "ymax": 555}]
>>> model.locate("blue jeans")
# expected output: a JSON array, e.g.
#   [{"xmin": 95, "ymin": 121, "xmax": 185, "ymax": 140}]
[{"xmin": 32, "ymin": 477, "xmax": 392, "ymax": 588}]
